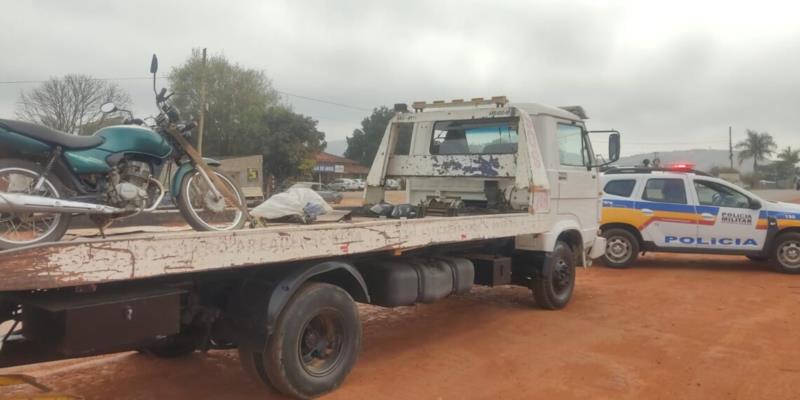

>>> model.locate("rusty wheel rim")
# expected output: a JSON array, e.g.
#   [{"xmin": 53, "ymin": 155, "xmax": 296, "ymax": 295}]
[
  {"xmin": 0, "ymin": 168, "xmax": 62, "ymax": 245},
  {"xmin": 298, "ymin": 310, "xmax": 345, "ymax": 377}
]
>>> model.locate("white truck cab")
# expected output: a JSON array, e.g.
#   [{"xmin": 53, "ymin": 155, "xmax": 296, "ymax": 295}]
[
  {"xmin": 366, "ymin": 97, "xmax": 620, "ymax": 263},
  {"xmin": 600, "ymin": 165, "xmax": 800, "ymax": 273}
]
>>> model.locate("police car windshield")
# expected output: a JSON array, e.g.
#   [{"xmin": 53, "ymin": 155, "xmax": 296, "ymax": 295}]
[{"xmin": 700, "ymin": 178, "xmax": 763, "ymax": 205}]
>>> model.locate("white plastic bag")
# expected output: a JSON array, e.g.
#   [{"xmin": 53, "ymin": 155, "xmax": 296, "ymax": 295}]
[{"xmin": 251, "ymin": 188, "xmax": 333, "ymax": 221}]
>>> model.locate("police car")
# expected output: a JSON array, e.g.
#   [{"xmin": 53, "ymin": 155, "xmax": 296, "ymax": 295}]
[{"xmin": 600, "ymin": 164, "xmax": 800, "ymax": 273}]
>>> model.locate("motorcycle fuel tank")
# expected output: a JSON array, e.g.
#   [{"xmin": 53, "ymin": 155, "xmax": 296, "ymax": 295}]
[{"xmin": 63, "ymin": 126, "xmax": 172, "ymax": 174}]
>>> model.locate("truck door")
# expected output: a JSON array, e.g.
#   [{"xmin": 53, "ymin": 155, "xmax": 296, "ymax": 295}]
[
  {"xmin": 636, "ymin": 177, "xmax": 697, "ymax": 248},
  {"xmin": 692, "ymin": 179, "xmax": 765, "ymax": 251},
  {"xmin": 555, "ymin": 123, "xmax": 598, "ymax": 229}
]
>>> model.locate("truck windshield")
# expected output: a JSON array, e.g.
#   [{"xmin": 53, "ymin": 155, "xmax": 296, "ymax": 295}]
[{"xmin": 430, "ymin": 118, "xmax": 518, "ymax": 155}]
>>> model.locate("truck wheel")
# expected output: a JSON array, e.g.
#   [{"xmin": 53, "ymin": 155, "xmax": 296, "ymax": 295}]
[
  {"xmin": 772, "ymin": 232, "xmax": 800, "ymax": 274},
  {"xmin": 241, "ymin": 283, "xmax": 361, "ymax": 399},
  {"xmin": 601, "ymin": 228, "xmax": 639, "ymax": 268},
  {"xmin": 533, "ymin": 241, "xmax": 575, "ymax": 310}
]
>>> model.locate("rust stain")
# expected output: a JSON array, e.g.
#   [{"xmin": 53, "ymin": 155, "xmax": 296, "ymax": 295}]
[{"xmin": 89, "ymin": 243, "xmax": 137, "ymax": 279}]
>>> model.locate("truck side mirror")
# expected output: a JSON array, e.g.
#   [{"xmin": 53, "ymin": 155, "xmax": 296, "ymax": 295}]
[
  {"xmin": 749, "ymin": 198, "xmax": 762, "ymax": 210},
  {"xmin": 608, "ymin": 133, "xmax": 620, "ymax": 163}
]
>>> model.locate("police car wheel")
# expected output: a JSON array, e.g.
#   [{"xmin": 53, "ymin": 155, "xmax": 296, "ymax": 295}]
[
  {"xmin": 772, "ymin": 232, "xmax": 800, "ymax": 274},
  {"xmin": 532, "ymin": 241, "xmax": 575, "ymax": 310},
  {"xmin": 601, "ymin": 228, "xmax": 639, "ymax": 268}
]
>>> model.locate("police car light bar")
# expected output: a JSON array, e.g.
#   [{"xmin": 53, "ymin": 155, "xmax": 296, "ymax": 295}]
[
  {"xmin": 411, "ymin": 96, "xmax": 508, "ymax": 112},
  {"xmin": 667, "ymin": 163, "xmax": 695, "ymax": 171}
]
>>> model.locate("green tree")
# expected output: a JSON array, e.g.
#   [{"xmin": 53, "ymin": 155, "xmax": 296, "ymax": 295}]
[
  {"xmin": 250, "ymin": 106, "xmax": 326, "ymax": 181},
  {"xmin": 16, "ymin": 74, "xmax": 131, "ymax": 135},
  {"xmin": 777, "ymin": 146, "xmax": 800, "ymax": 166},
  {"xmin": 776, "ymin": 146, "xmax": 800, "ymax": 180},
  {"xmin": 344, "ymin": 106, "xmax": 395, "ymax": 166},
  {"xmin": 736, "ymin": 129, "xmax": 776, "ymax": 173},
  {"xmin": 169, "ymin": 49, "xmax": 280, "ymax": 156},
  {"xmin": 168, "ymin": 50, "xmax": 326, "ymax": 181}
]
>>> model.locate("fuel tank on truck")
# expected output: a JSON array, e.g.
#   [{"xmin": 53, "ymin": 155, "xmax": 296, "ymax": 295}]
[{"xmin": 63, "ymin": 126, "xmax": 173, "ymax": 175}]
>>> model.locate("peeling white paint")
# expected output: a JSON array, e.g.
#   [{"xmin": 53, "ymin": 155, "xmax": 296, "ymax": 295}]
[{"xmin": 0, "ymin": 213, "xmax": 552, "ymax": 291}]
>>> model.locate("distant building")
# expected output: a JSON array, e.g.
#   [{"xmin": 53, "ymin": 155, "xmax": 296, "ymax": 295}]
[
  {"xmin": 313, "ymin": 152, "xmax": 369, "ymax": 182},
  {"xmin": 214, "ymin": 155, "xmax": 265, "ymax": 203}
]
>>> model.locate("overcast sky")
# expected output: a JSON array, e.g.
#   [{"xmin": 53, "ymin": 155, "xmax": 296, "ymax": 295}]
[{"xmin": 2, "ymin": 0, "xmax": 799, "ymax": 156}]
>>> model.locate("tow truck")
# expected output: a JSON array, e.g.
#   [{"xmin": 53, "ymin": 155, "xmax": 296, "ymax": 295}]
[
  {"xmin": 0, "ymin": 97, "xmax": 620, "ymax": 399},
  {"xmin": 600, "ymin": 164, "xmax": 800, "ymax": 273}
]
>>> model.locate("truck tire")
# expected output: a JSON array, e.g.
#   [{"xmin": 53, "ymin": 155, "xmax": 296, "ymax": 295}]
[
  {"xmin": 241, "ymin": 283, "xmax": 361, "ymax": 399},
  {"xmin": 601, "ymin": 228, "xmax": 639, "ymax": 268},
  {"xmin": 532, "ymin": 241, "xmax": 575, "ymax": 310},
  {"xmin": 771, "ymin": 232, "xmax": 800, "ymax": 274}
]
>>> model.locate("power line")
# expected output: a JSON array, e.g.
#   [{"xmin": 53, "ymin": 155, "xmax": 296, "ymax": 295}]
[
  {"xmin": 0, "ymin": 77, "xmax": 371, "ymax": 113},
  {"xmin": 275, "ymin": 90, "xmax": 370, "ymax": 112},
  {"xmin": 0, "ymin": 76, "xmax": 165, "ymax": 84}
]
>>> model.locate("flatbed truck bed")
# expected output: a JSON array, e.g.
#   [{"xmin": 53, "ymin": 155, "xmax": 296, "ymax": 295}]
[{"xmin": 0, "ymin": 212, "xmax": 549, "ymax": 292}]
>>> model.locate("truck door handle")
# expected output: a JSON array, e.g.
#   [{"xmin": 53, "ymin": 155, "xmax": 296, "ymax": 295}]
[
  {"xmin": 701, "ymin": 213, "xmax": 715, "ymax": 221},
  {"xmin": 641, "ymin": 208, "xmax": 654, "ymax": 215},
  {"xmin": 558, "ymin": 172, "xmax": 567, "ymax": 181}
]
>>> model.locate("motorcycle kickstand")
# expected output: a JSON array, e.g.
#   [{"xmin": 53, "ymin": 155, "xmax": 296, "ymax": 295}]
[{"xmin": 89, "ymin": 215, "xmax": 114, "ymax": 239}]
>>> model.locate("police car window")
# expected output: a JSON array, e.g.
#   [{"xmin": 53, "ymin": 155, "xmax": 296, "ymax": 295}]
[
  {"xmin": 557, "ymin": 123, "xmax": 587, "ymax": 166},
  {"xmin": 604, "ymin": 179, "xmax": 636, "ymax": 197},
  {"xmin": 642, "ymin": 179, "xmax": 687, "ymax": 204},
  {"xmin": 694, "ymin": 180, "xmax": 750, "ymax": 208},
  {"xmin": 430, "ymin": 118, "xmax": 518, "ymax": 155}
]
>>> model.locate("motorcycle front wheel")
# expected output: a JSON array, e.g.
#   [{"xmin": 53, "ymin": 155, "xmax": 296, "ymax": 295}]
[
  {"xmin": 0, "ymin": 159, "xmax": 71, "ymax": 250},
  {"xmin": 176, "ymin": 169, "xmax": 247, "ymax": 232}
]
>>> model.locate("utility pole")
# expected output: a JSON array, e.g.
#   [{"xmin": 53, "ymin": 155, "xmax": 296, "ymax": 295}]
[
  {"xmin": 728, "ymin": 126, "xmax": 733, "ymax": 169},
  {"xmin": 197, "ymin": 48, "xmax": 208, "ymax": 156}
]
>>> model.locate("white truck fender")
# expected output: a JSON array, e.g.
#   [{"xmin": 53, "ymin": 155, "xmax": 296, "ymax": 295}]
[
  {"xmin": 515, "ymin": 218, "xmax": 584, "ymax": 252},
  {"xmin": 516, "ymin": 218, "xmax": 603, "ymax": 266}
]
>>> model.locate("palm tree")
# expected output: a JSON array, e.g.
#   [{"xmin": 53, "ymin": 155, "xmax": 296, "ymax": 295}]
[
  {"xmin": 777, "ymin": 146, "xmax": 800, "ymax": 182},
  {"xmin": 777, "ymin": 146, "xmax": 800, "ymax": 167},
  {"xmin": 736, "ymin": 129, "xmax": 777, "ymax": 172}
]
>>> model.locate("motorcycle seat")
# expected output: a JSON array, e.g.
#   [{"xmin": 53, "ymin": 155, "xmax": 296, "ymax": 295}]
[{"xmin": 0, "ymin": 119, "xmax": 104, "ymax": 150}]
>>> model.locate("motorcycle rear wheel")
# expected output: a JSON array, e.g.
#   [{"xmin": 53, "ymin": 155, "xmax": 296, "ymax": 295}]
[
  {"xmin": 176, "ymin": 169, "xmax": 247, "ymax": 232},
  {"xmin": 0, "ymin": 159, "xmax": 72, "ymax": 251}
]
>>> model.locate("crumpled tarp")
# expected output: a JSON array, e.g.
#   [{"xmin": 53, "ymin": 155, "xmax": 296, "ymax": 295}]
[{"xmin": 251, "ymin": 188, "xmax": 333, "ymax": 223}]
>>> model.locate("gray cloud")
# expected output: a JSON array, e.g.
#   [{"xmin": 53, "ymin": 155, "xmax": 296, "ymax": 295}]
[{"xmin": 2, "ymin": 0, "xmax": 798, "ymax": 156}]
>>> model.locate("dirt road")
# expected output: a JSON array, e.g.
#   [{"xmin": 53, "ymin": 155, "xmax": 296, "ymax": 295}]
[{"xmin": 2, "ymin": 252, "xmax": 799, "ymax": 399}]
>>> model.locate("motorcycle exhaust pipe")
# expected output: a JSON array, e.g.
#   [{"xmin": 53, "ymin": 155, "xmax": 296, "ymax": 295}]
[{"xmin": 0, "ymin": 192, "xmax": 125, "ymax": 215}]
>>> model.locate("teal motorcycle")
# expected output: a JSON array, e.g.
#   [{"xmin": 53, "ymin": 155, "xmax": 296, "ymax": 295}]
[{"xmin": 0, "ymin": 55, "xmax": 247, "ymax": 250}]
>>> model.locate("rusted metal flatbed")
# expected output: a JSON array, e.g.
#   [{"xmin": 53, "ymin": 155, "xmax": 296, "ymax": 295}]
[{"xmin": 0, "ymin": 212, "xmax": 549, "ymax": 292}]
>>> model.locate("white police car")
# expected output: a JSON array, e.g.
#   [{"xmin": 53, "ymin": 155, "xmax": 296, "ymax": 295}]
[{"xmin": 599, "ymin": 164, "xmax": 800, "ymax": 273}]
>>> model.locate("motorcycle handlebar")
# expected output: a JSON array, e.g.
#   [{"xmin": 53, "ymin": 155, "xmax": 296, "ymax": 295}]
[
  {"xmin": 156, "ymin": 87, "xmax": 167, "ymax": 102},
  {"xmin": 180, "ymin": 121, "xmax": 197, "ymax": 132}
]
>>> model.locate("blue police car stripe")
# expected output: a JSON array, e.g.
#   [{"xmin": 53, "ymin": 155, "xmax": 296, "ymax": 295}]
[{"xmin": 603, "ymin": 199, "xmax": 719, "ymax": 216}]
